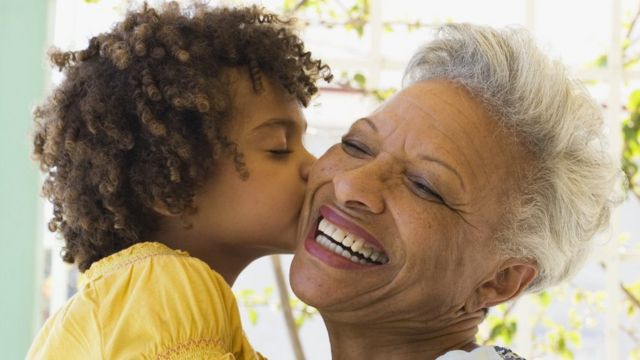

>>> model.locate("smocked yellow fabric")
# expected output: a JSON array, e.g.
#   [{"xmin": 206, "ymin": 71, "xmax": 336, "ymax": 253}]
[{"xmin": 27, "ymin": 242, "xmax": 265, "ymax": 360}]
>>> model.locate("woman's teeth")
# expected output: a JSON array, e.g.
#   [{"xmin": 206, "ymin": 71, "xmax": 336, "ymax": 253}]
[{"xmin": 315, "ymin": 218, "xmax": 389, "ymax": 265}]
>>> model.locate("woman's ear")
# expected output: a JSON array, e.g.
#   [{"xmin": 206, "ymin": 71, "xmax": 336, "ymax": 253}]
[{"xmin": 465, "ymin": 259, "xmax": 538, "ymax": 312}]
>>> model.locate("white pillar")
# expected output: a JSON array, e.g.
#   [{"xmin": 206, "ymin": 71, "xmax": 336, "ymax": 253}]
[
  {"xmin": 369, "ymin": 0, "xmax": 383, "ymax": 89},
  {"xmin": 525, "ymin": 0, "xmax": 535, "ymax": 33},
  {"xmin": 605, "ymin": 0, "xmax": 623, "ymax": 358}
]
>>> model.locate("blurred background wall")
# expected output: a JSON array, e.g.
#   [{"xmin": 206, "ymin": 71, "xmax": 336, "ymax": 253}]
[{"xmin": 0, "ymin": 0, "xmax": 48, "ymax": 358}]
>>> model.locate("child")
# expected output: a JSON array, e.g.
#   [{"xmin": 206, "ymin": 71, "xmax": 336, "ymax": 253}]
[{"xmin": 27, "ymin": 2, "xmax": 332, "ymax": 359}]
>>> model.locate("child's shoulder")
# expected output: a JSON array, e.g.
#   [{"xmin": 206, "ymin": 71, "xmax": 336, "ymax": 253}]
[
  {"xmin": 30, "ymin": 241, "xmax": 260, "ymax": 359},
  {"xmin": 83, "ymin": 241, "xmax": 230, "ymax": 298},
  {"xmin": 84, "ymin": 242, "xmax": 202, "ymax": 277},
  {"xmin": 76, "ymin": 242, "xmax": 247, "ymax": 358},
  {"xmin": 84, "ymin": 241, "xmax": 194, "ymax": 272}
]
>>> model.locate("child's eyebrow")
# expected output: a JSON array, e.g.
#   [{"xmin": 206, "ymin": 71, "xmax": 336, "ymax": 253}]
[{"xmin": 253, "ymin": 117, "xmax": 307, "ymax": 133}]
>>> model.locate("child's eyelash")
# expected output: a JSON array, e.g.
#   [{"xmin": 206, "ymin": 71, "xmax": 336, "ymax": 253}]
[{"xmin": 269, "ymin": 149, "xmax": 292, "ymax": 155}]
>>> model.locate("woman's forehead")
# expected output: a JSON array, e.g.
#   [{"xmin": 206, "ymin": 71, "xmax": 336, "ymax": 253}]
[
  {"xmin": 384, "ymin": 81, "xmax": 485, "ymax": 124},
  {"xmin": 369, "ymin": 82, "xmax": 489, "ymax": 160},
  {"xmin": 364, "ymin": 80, "xmax": 528, "ymax": 197}
]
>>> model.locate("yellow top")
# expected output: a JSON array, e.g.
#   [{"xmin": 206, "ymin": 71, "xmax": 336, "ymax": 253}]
[{"xmin": 27, "ymin": 242, "xmax": 265, "ymax": 360}]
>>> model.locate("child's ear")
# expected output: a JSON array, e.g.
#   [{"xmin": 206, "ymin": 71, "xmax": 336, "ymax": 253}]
[
  {"xmin": 464, "ymin": 259, "xmax": 538, "ymax": 313},
  {"xmin": 151, "ymin": 200, "xmax": 180, "ymax": 217}
]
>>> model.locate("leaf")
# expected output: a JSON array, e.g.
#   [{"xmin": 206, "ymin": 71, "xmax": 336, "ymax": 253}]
[
  {"xmin": 629, "ymin": 281, "xmax": 640, "ymax": 297},
  {"xmin": 371, "ymin": 88, "xmax": 396, "ymax": 102},
  {"xmin": 628, "ymin": 90, "xmax": 640, "ymax": 111},
  {"xmin": 236, "ymin": 288, "xmax": 255, "ymax": 304},
  {"xmin": 535, "ymin": 291, "xmax": 552, "ymax": 308},
  {"xmin": 283, "ymin": 0, "xmax": 296, "ymax": 11},
  {"xmin": 593, "ymin": 54, "xmax": 608, "ymax": 68},
  {"xmin": 353, "ymin": 73, "xmax": 367, "ymax": 88},
  {"xmin": 487, "ymin": 323, "xmax": 506, "ymax": 342},
  {"xmin": 248, "ymin": 309, "xmax": 258, "ymax": 325},
  {"xmin": 566, "ymin": 331, "xmax": 581, "ymax": 346}
]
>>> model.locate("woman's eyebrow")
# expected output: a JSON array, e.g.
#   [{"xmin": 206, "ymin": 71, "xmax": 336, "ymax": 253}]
[
  {"xmin": 417, "ymin": 153, "xmax": 465, "ymax": 192},
  {"xmin": 351, "ymin": 117, "xmax": 377, "ymax": 132}
]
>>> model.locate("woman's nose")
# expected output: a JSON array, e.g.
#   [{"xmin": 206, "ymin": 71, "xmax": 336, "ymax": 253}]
[
  {"xmin": 332, "ymin": 162, "xmax": 385, "ymax": 214},
  {"xmin": 300, "ymin": 148, "xmax": 316, "ymax": 182}
]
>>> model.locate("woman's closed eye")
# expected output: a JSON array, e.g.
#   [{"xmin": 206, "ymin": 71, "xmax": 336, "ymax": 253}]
[
  {"xmin": 407, "ymin": 176, "xmax": 445, "ymax": 203},
  {"xmin": 341, "ymin": 137, "xmax": 371, "ymax": 157}
]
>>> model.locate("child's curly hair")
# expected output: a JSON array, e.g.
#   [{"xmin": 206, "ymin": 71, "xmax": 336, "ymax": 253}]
[{"xmin": 33, "ymin": 2, "xmax": 332, "ymax": 272}]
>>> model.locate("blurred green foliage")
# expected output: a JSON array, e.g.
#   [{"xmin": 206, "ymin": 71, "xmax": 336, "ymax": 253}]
[{"xmin": 624, "ymin": 90, "xmax": 640, "ymax": 197}]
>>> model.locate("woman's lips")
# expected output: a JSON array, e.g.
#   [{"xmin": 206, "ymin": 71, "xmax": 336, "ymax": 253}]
[
  {"xmin": 303, "ymin": 206, "xmax": 389, "ymax": 269},
  {"xmin": 319, "ymin": 206, "xmax": 386, "ymax": 252},
  {"xmin": 304, "ymin": 235, "xmax": 374, "ymax": 270}
]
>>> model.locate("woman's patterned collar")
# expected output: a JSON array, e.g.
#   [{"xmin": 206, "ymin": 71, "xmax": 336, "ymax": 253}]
[{"xmin": 494, "ymin": 346, "xmax": 526, "ymax": 360}]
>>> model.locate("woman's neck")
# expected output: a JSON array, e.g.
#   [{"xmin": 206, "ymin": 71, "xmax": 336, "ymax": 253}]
[{"xmin": 322, "ymin": 311, "xmax": 483, "ymax": 360}]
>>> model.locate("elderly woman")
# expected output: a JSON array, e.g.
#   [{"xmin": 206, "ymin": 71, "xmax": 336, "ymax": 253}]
[{"xmin": 290, "ymin": 23, "xmax": 621, "ymax": 359}]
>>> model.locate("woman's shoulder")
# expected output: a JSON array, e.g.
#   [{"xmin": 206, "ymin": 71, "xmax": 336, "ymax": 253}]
[
  {"xmin": 436, "ymin": 345, "xmax": 526, "ymax": 360},
  {"xmin": 492, "ymin": 346, "xmax": 526, "ymax": 360}
]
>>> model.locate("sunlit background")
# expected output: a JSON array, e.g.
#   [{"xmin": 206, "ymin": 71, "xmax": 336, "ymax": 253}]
[{"xmin": 1, "ymin": 0, "xmax": 640, "ymax": 359}]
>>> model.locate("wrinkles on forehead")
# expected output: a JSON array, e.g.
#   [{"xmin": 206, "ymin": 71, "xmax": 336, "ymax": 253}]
[{"xmin": 406, "ymin": 84, "xmax": 492, "ymax": 179}]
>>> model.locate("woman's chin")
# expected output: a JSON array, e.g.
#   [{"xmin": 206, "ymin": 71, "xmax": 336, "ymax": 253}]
[
  {"xmin": 289, "ymin": 253, "xmax": 339, "ymax": 309},
  {"xmin": 289, "ymin": 234, "xmax": 388, "ymax": 310},
  {"xmin": 289, "ymin": 258, "xmax": 319, "ymax": 305}
]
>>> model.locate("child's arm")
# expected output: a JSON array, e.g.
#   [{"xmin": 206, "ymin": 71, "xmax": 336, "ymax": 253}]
[{"xmin": 27, "ymin": 286, "xmax": 102, "ymax": 359}]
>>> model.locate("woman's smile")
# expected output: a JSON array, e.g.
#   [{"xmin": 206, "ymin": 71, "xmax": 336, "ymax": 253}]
[{"xmin": 304, "ymin": 205, "xmax": 389, "ymax": 269}]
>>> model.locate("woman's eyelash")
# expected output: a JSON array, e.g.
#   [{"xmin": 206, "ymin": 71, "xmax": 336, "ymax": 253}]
[
  {"xmin": 340, "ymin": 137, "xmax": 368, "ymax": 154},
  {"xmin": 410, "ymin": 178, "xmax": 445, "ymax": 203}
]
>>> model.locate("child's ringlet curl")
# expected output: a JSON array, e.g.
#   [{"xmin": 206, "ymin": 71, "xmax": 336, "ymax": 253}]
[{"xmin": 33, "ymin": 2, "xmax": 332, "ymax": 272}]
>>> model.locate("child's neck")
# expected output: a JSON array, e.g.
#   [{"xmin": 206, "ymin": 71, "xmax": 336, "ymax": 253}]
[
  {"xmin": 188, "ymin": 245, "xmax": 257, "ymax": 285},
  {"xmin": 150, "ymin": 231, "xmax": 266, "ymax": 286}
]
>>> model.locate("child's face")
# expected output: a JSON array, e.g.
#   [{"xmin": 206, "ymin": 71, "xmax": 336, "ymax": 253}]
[{"xmin": 187, "ymin": 69, "xmax": 315, "ymax": 255}]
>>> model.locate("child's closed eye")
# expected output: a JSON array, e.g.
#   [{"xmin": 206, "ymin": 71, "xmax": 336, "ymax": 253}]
[{"xmin": 268, "ymin": 148, "xmax": 292, "ymax": 156}]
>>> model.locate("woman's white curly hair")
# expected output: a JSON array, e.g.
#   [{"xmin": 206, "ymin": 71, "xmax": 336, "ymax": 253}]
[{"xmin": 403, "ymin": 23, "xmax": 624, "ymax": 292}]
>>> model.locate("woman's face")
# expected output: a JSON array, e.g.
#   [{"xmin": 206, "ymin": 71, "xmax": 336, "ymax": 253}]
[{"xmin": 290, "ymin": 80, "xmax": 531, "ymax": 326}]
